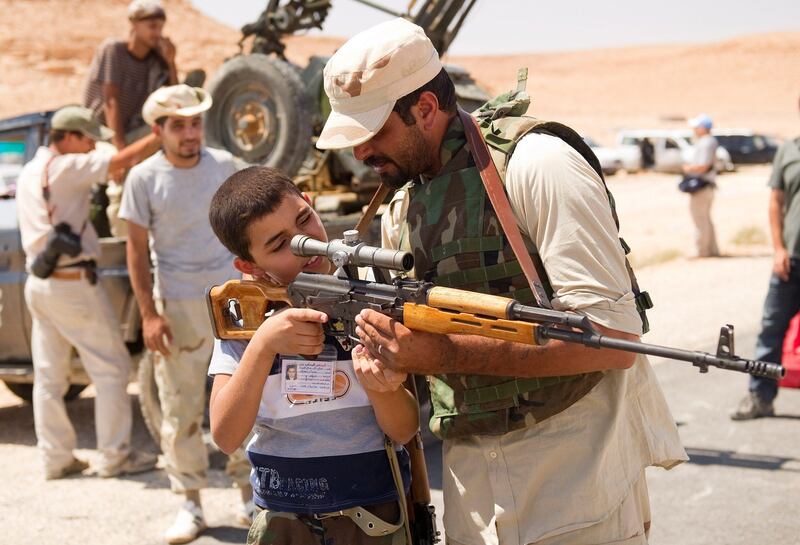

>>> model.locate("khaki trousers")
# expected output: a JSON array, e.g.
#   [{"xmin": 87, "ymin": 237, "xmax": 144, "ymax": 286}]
[
  {"xmin": 688, "ymin": 186, "xmax": 720, "ymax": 257},
  {"xmin": 153, "ymin": 298, "xmax": 251, "ymax": 492},
  {"xmin": 24, "ymin": 275, "xmax": 133, "ymax": 473},
  {"xmin": 445, "ymin": 472, "xmax": 650, "ymax": 545}
]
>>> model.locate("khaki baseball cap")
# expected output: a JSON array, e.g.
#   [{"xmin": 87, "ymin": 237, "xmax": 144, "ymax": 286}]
[
  {"xmin": 128, "ymin": 0, "xmax": 166, "ymax": 21},
  {"xmin": 50, "ymin": 105, "xmax": 114, "ymax": 141},
  {"xmin": 142, "ymin": 84, "xmax": 212, "ymax": 126},
  {"xmin": 316, "ymin": 18, "xmax": 443, "ymax": 150}
]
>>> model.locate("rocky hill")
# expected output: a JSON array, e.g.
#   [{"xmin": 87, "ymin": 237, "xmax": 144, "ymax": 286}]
[{"xmin": 1, "ymin": 0, "xmax": 797, "ymax": 143}]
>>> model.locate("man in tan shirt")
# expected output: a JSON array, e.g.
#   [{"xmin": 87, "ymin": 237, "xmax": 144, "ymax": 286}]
[
  {"xmin": 317, "ymin": 19, "xmax": 686, "ymax": 545},
  {"xmin": 16, "ymin": 106, "xmax": 160, "ymax": 480}
]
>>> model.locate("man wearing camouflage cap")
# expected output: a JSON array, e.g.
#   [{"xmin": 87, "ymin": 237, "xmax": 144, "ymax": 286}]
[
  {"xmin": 16, "ymin": 106, "xmax": 161, "ymax": 480},
  {"xmin": 120, "ymin": 85, "xmax": 252, "ymax": 544},
  {"xmin": 319, "ymin": 18, "xmax": 687, "ymax": 545}
]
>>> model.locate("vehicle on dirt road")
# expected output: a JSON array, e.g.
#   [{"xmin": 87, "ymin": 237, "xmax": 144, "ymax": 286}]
[
  {"xmin": 204, "ymin": 0, "xmax": 490, "ymax": 215},
  {"xmin": 0, "ymin": 0, "xmax": 485, "ymax": 445},
  {"xmin": 616, "ymin": 129, "xmax": 735, "ymax": 174}
]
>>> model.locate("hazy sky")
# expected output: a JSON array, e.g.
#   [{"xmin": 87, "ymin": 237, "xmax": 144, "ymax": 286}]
[{"xmin": 190, "ymin": 0, "xmax": 800, "ymax": 55}]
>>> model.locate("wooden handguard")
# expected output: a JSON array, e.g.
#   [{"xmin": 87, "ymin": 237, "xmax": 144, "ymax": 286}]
[
  {"xmin": 207, "ymin": 279, "xmax": 291, "ymax": 340},
  {"xmin": 426, "ymin": 286, "xmax": 515, "ymax": 319},
  {"xmin": 403, "ymin": 303, "xmax": 542, "ymax": 345}
]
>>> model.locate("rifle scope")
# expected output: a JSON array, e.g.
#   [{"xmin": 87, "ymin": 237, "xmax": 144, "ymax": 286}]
[{"xmin": 291, "ymin": 234, "xmax": 414, "ymax": 272}]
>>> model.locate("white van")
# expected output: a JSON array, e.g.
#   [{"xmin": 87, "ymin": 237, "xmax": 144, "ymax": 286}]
[{"xmin": 615, "ymin": 129, "xmax": 734, "ymax": 173}]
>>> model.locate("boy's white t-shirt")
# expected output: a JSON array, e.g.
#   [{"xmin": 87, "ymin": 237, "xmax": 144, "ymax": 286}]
[{"xmin": 208, "ymin": 336, "xmax": 411, "ymax": 513}]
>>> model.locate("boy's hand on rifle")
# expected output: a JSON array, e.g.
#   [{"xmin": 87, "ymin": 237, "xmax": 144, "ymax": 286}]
[
  {"xmin": 352, "ymin": 344, "xmax": 407, "ymax": 392},
  {"xmin": 254, "ymin": 308, "xmax": 327, "ymax": 356}
]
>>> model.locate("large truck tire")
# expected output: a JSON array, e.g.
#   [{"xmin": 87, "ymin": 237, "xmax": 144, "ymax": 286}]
[
  {"xmin": 205, "ymin": 54, "xmax": 314, "ymax": 177},
  {"xmin": 3, "ymin": 382, "xmax": 87, "ymax": 403}
]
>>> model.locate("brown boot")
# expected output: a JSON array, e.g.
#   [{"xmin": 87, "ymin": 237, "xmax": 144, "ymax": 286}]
[{"xmin": 730, "ymin": 392, "xmax": 775, "ymax": 421}]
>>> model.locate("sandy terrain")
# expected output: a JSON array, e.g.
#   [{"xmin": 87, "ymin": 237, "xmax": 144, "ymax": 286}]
[
  {"xmin": 2, "ymin": 166, "xmax": 797, "ymax": 545},
  {"xmin": 1, "ymin": 2, "xmax": 799, "ymax": 543},
  {"xmin": 1, "ymin": 1, "xmax": 798, "ymax": 146}
]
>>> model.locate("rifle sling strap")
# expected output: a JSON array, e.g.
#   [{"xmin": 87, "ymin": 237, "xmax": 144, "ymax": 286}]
[
  {"xmin": 314, "ymin": 499, "xmax": 405, "ymax": 537},
  {"xmin": 384, "ymin": 437, "xmax": 414, "ymax": 543},
  {"xmin": 458, "ymin": 108, "xmax": 553, "ymax": 309},
  {"xmin": 355, "ymin": 182, "xmax": 392, "ymax": 240}
]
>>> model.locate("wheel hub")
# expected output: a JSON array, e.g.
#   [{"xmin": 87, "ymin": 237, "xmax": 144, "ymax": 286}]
[{"xmin": 228, "ymin": 91, "xmax": 277, "ymax": 155}]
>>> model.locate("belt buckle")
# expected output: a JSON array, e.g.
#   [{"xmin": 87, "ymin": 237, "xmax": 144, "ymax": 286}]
[{"xmin": 313, "ymin": 510, "xmax": 343, "ymax": 520}]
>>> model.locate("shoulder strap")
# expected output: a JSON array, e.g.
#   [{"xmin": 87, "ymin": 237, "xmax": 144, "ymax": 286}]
[
  {"xmin": 41, "ymin": 156, "xmax": 57, "ymax": 225},
  {"xmin": 41, "ymin": 154, "xmax": 88, "ymax": 235},
  {"xmin": 458, "ymin": 108, "xmax": 553, "ymax": 310},
  {"xmin": 355, "ymin": 182, "xmax": 391, "ymax": 239}
]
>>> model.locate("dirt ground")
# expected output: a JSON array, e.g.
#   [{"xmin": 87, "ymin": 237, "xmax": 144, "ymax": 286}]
[{"xmin": 3, "ymin": 165, "xmax": 799, "ymax": 545}]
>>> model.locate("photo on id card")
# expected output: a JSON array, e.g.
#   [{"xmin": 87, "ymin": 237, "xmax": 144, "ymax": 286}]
[{"xmin": 280, "ymin": 348, "xmax": 337, "ymax": 397}]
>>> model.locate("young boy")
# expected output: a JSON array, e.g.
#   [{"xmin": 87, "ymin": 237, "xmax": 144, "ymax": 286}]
[{"xmin": 207, "ymin": 166, "xmax": 419, "ymax": 544}]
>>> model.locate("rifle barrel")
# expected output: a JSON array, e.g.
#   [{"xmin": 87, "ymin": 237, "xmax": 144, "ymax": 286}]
[{"xmin": 539, "ymin": 327, "xmax": 784, "ymax": 380}]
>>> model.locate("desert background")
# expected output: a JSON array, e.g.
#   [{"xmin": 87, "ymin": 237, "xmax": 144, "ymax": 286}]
[
  {"xmin": 2, "ymin": 1, "xmax": 800, "ymax": 544},
  {"xmin": 1, "ymin": 0, "xmax": 798, "ymax": 146}
]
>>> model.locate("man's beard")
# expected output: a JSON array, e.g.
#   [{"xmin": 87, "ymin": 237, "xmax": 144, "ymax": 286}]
[
  {"xmin": 174, "ymin": 140, "xmax": 201, "ymax": 159},
  {"xmin": 364, "ymin": 125, "xmax": 432, "ymax": 189}
]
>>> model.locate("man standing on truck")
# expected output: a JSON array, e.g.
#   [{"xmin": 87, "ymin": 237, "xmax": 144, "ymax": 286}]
[
  {"xmin": 16, "ymin": 105, "xmax": 161, "ymax": 480},
  {"xmin": 83, "ymin": 0, "xmax": 177, "ymax": 148},
  {"xmin": 83, "ymin": 0, "xmax": 179, "ymax": 236},
  {"xmin": 120, "ymin": 85, "xmax": 252, "ymax": 544}
]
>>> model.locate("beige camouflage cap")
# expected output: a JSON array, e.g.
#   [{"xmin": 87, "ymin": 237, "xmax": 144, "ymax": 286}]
[
  {"xmin": 128, "ymin": 0, "xmax": 166, "ymax": 21},
  {"xmin": 316, "ymin": 18, "xmax": 442, "ymax": 150},
  {"xmin": 142, "ymin": 84, "xmax": 212, "ymax": 126},
  {"xmin": 51, "ymin": 105, "xmax": 114, "ymax": 141}
]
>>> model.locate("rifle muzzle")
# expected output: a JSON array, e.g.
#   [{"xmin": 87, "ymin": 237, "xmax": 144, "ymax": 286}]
[{"xmin": 291, "ymin": 235, "xmax": 414, "ymax": 272}]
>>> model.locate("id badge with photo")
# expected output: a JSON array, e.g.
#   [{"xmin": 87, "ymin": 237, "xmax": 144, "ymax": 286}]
[{"xmin": 280, "ymin": 350, "xmax": 337, "ymax": 396}]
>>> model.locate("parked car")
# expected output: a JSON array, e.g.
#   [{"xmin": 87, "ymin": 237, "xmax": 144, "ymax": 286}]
[
  {"xmin": 0, "ymin": 112, "xmax": 143, "ymax": 402},
  {"xmin": 712, "ymin": 129, "xmax": 779, "ymax": 164},
  {"xmin": 583, "ymin": 137, "xmax": 623, "ymax": 175},
  {"xmin": 616, "ymin": 129, "xmax": 734, "ymax": 174}
]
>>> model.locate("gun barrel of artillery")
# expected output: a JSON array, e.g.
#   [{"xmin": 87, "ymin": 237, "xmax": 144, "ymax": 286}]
[
  {"xmin": 539, "ymin": 327, "xmax": 785, "ymax": 380},
  {"xmin": 291, "ymin": 235, "xmax": 414, "ymax": 271}
]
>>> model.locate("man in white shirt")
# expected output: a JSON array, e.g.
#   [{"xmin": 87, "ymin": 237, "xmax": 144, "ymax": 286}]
[
  {"xmin": 682, "ymin": 114, "xmax": 721, "ymax": 257},
  {"xmin": 120, "ymin": 85, "xmax": 251, "ymax": 544},
  {"xmin": 16, "ymin": 106, "xmax": 160, "ymax": 480}
]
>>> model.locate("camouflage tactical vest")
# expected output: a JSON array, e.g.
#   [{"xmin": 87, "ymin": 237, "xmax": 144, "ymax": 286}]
[{"xmin": 401, "ymin": 73, "xmax": 652, "ymax": 440}]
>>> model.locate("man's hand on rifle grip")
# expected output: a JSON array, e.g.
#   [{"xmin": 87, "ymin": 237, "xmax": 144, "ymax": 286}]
[{"xmin": 355, "ymin": 309, "xmax": 448, "ymax": 374}]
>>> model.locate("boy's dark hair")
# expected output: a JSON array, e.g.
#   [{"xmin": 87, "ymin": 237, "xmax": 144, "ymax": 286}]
[
  {"xmin": 392, "ymin": 68, "xmax": 457, "ymax": 126},
  {"xmin": 209, "ymin": 166, "xmax": 302, "ymax": 261}
]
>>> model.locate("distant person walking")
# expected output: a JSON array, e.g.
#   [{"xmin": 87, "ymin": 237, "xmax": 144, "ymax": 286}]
[
  {"xmin": 16, "ymin": 106, "xmax": 160, "ymax": 480},
  {"xmin": 681, "ymin": 114, "xmax": 720, "ymax": 257},
  {"xmin": 732, "ymin": 97, "xmax": 800, "ymax": 420},
  {"xmin": 120, "ymin": 85, "xmax": 251, "ymax": 544}
]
